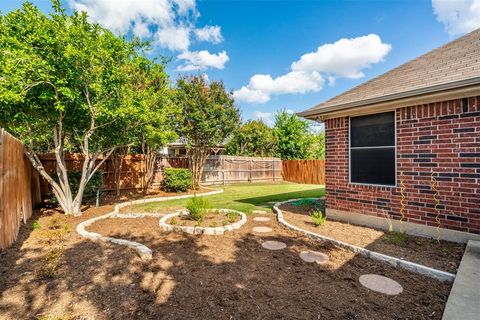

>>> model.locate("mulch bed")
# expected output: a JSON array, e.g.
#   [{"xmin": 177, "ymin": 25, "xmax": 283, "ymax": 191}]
[
  {"xmin": 0, "ymin": 199, "xmax": 453, "ymax": 319},
  {"xmin": 279, "ymin": 202, "xmax": 465, "ymax": 273},
  {"xmin": 166, "ymin": 211, "xmax": 241, "ymax": 227}
]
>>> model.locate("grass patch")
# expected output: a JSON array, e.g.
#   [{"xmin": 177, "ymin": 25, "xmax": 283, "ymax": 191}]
[{"xmin": 127, "ymin": 182, "xmax": 325, "ymax": 214}]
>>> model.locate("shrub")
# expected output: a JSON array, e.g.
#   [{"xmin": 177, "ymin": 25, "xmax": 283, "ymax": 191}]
[
  {"xmin": 383, "ymin": 231, "xmax": 408, "ymax": 247},
  {"xmin": 50, "ymin": 171, "xmax": 103, "ymax": 204},
  {"xmin": 32, "ymin": 219, "xmax": 41, "ymax": 230},
  {"xmin": 163, "ymin": 168, "xmax": 192, "ymax": 192},
  {"xmin": 186, "ymin": 196, "xmax": 210, "ymax": 222},
  {"xmin": 310, "ymin": 210, "xmax": 326, "ymax": 227}
]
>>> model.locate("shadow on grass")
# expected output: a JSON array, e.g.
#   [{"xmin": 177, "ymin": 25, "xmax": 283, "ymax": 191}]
[
  {"xmin": 0, "ymin": 212, "xmax": 451, "ymax": 320},
  {"xmin": 235, "ymin": 187, "xmax": 325, "ymax": 208}
]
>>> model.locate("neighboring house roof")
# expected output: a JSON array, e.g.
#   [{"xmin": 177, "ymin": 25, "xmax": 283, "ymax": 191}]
[{"xmin": 299, "ymin": 28, "xmax": 480, "ymax": 119}]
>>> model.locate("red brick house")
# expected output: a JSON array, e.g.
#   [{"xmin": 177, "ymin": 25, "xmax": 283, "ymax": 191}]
[{"xmin": 299, "ymin": 29, "xmax": 480, "ymax": 242}]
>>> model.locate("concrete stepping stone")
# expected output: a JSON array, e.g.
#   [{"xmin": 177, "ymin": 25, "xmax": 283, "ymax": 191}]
[
  {"xmin": 252, "ymin": 226, "xmax": 272, "ymax": 233},
  {"xmin": 253, "ymin": 217, "xmax": 270, "ymax": 222},
  {"xmin": 359, "ymin": 274, "xmax": 403, "ymax": 295},
  {"xmin": 299, "ymin": 251, "xmax": 329, "ymax": 265},
  {"xmin": 262, "ymin": 241, "xmax": 287, "ymax": 250},
  {"xmin": 252, "ymin": 210, "xmax": 268, "ymax": 215}
]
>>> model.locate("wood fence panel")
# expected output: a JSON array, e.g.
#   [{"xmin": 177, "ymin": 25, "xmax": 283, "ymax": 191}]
[
  {"xmin": 0, "ymin": 129, "xmax": 38, "ymax": 249},
  {"xmin": 37, "ymin": 154, "xmax": 283, "ymax": 196},
  {"xmin": 282, "ymin": 159, "xmax": 325, "ymax": 185}
]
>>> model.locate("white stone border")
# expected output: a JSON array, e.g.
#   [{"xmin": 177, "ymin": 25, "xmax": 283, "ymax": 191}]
[
  {"xmin": 159, "ymin": 209, "xmax": 247, "ymax": 235},
  {"xmin": 274, "ymin": 198, "xmax": 455, "ymax": 283},
  {"xmin": 76, "ymin": 188, "xmax": 223, "ymax": 260}
]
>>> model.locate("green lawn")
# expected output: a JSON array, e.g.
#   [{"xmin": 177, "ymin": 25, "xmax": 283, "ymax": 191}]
[{"xmin": 126, "ymin": 182, "xmax": 324, "ymax": 214}]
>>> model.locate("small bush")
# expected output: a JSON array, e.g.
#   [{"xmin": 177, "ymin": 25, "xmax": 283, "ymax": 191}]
[
  {"xmin": 32, "ymin": 219, "xmax": 41, "ymax": 230},
  {"xmin": 170, "ymin": 217, "xmax": 178, "ymax": 225},
  {"xmin": 226, "ymin": 211, "xmax": 238, "ymax": 223},
  {"xmin": 384, "ymin": 231, "xmax": 408, "ymax": 247},
  {"xmin": 310, "ymin": 210, "xmax": 326, "ymax": 227},
  {"xmin": 186, "ymin": 196, "xmax": 210, "ymax": 222},
  {"xmin": 210, "ymin": 221, "xmax": 218, "ymax": 228},
  {"xmin": 163, "ymin": 168, "xmax": 192, "ymax": 192}
]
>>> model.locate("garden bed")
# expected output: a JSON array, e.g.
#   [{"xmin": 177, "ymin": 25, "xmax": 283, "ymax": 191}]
[
  {"xmin": 166, "ymin": 210, "xmax": 241, "ymax": 227},
  {"xmin": 279, "ymin": 199, "xmax": 465, "ymax": 273},
  {"xmin": 160, "ymin": 209, "xmax": 246, "ymax": 235}
]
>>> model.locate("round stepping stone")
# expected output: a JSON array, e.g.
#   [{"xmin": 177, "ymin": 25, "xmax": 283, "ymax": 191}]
[
  {"xmin": 299, "ymin": 251, "xmax": 329, "ymax": 265},
  {"xmin": 359, "ymin": 274, "xmax": 403, "ymax": 295},
  {"xmin": 252, "ymin": 226, "xmax": 272, "ymax": 233},
  {"xmin": 252, "ymin": 210, "xmax": 268, "ymax": 215},
  {"xmin": 253, "ymin": 217, "xmax": 270, "ymax": 222},
  {"xmin": 262, "ymin": 241, "xmax": 287, "ymax": 250}
]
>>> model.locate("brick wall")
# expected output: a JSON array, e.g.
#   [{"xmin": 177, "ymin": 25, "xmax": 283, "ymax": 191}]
[{"xmin": 325, "ymin": 96, "xmax": 480, "ymax": 234}]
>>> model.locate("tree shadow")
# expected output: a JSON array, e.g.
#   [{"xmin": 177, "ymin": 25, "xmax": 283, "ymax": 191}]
[
  {"xmin": 235, "ymin": 188, "xmax": 325, "ymax": 208},
  {"xmin": 0, "ymin": 214, "xmax": 451, "ymax": 319}
]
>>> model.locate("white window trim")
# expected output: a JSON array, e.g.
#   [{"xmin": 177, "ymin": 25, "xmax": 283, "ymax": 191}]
[{"xmin": 348, "ymin": 110, "xmax": 397, "ymax": 187}]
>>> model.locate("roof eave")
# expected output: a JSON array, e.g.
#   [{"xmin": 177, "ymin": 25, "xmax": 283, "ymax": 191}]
[{"xmin": 299, "ymin": 77, "xmax": 480, "ymax": 120}]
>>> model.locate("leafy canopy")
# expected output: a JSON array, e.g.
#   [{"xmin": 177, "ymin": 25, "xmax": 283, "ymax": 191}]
[
  {"xmin": 175, "ymin": 75, "xmax": 240, "ymax": 148},
  {"xmin": 225, "ymin": 120, "xmax": 276, "ymax": 157}
]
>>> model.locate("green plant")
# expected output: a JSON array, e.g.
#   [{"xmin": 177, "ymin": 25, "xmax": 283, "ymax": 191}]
[
  {"xmin": 384, "ymin": 231, "xmax": 408, "ymax": 247},
  {"xmin": 186, "ymin": 196, "xmax": 210, "ymax": 222},
  {"xmin": 310, "ymin": 210, "xmax": 326, "ymax": 227},
  {"xmin": 170, "ymin": 217, "xmax": 178, "ymax": 225},
  {"xmin": 210, "ymin": 221, "xmax": 218, "ymax": 228},
  {"xmin": 32, "ymin": 219, "xmax": 41, "ymax": 230},
  {"xmin": 441, "ymin": 247, "xmax": 449, "ymax": 255},
  {"xmin": 226, "ymin": 211, "xmax": 238, "ymax": 223},
  {"xmin": 163, "ymin": 168, "xmax": 192, "ymax": 192}
]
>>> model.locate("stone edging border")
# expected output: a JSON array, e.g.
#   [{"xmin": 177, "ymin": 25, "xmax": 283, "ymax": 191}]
[
  {"xmin": 273, "ymin": 198, "xmax": 455, "ymax": 283},
  {"xmin": 159, "ymin": 209, "xmax": 247, "ymax": 235},
  {"xmin": 76, "ymin": 188, "xmax": 224, "ymax": 260}
]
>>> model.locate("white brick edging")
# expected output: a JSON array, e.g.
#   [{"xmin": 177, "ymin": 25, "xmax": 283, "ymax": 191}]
[
  {"xmin": 273, "ymin": 198, "xmax": 455, "ymax": 283},
  {"xmin": 76, "ymin": 189, "xmax": 224, "ymax": 260},
  {"xmin": 159, "ymin": 209, "xmax": 247, "ymax": 235}
]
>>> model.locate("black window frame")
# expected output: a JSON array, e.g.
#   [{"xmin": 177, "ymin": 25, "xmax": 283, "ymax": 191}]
[{"xmin": 349, "ymin": 111, "xmax": 396, "ymax": 187}]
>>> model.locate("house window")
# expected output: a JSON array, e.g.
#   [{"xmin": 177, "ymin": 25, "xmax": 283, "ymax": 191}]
[{"xmin": 350, "ymin": 111, "xmax": 396, "ymax": 186}]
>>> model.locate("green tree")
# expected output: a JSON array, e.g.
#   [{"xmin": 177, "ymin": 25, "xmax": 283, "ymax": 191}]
[
  {"xmin": 0, "ymin": 1, "xmax": 173, "ymax": 215},
  {"xmin": 273, "ymin": 110, "xmax": 314, "ymax": 160},
  {"xmin": 310, "ymin": 131, "xmax": 325, "ymax": 160},
  {"xmin": 175, "ymin": 76, "xmax": 240, "ymax": 188},
  {"xmin": 225, "ymin": 120, "xmax": 276, "ymax": 157}
]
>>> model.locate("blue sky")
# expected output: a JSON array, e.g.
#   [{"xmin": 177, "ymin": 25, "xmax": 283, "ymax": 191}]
[{"xmin": 2, "ymin": 0, "xmax": 480, "ymax": 125}]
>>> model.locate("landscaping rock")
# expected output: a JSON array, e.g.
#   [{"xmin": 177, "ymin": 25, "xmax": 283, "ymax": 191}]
[
  {"xmin": 253, "ymin": 217, "xmax": 270, "ymax": 222},
  {"xmin": 299, "ymin": 250, "xmax": 329, "ymax": 265},
  {"xmin": 359, "ymin": 274, "xmax": 403, "ymax": 295},
  {"xmin": 252, "ymin": 226, "xmax": 272, "ymax": 233},
  {"xmin": 262, "ymin": 241, "xmax": 287, "ymax": 250}
]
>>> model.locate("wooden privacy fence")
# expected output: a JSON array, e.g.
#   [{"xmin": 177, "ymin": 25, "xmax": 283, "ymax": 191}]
[
  {"xmin": 202, "ymin": 155, "xmax": 282, "ymax": 185},
  {"xmin": 282, "ymin": 159, "xmax": 325, "ymax": 185},
  {"xmin": 37, "ymin": 154, "xmax": 282, "ymax": 197},
  {"xmin": 0, "ymin": 129, "xmax": 41, "ymax": 249}
]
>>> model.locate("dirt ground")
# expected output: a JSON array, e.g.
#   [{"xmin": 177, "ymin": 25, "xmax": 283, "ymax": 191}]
[
  {"xmin": 0, "ymin": 199, "xmax": 453, "ymax": 320},
  {"xmin": 166, "ymin": 210, "xmax": 241, "ymax": 227},
  {"xmin": 280, "ymin": 203, "xmax": 465, "ymax": 273}
]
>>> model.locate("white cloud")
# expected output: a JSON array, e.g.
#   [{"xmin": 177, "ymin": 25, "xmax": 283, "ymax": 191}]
[
  {"xmin": 132, "ymin": 22, "xmax": 151, "ymax": 38},
  {"xmin": 68, "ymin": 0, "xmax": 223, "ymax": 51},
  {"xmin": 291, "ymin": 34, "xmax": 392, "ymax": 79},
  {"xmin": 252, "ymin": 111, "xmax": 274, "ymax": 126},
  {"xmin": 234, "ymin": 34, "xmax": 391, "ymax": 103},
  {"xmin": 195, "ymin": 25, "xmax": 223, "ymax": 43},
  {"xmin": 177, "ymin": 50, "xmax": 229, "ymax": 71},
  {"xmin": 432, "ymin": 0, "xmax": 480, "ymax": 36},
  {"xmin": 156, "ymin": 26, "xmax": 191, "ymax": 51}
]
